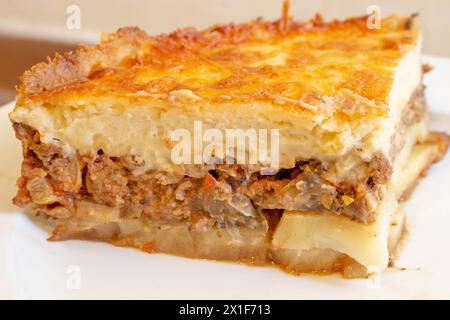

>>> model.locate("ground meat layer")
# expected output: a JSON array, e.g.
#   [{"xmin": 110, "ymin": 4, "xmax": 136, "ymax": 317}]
[{"xmin": 13, "ymin": 123, "xmax": 389, "ymax": 226}]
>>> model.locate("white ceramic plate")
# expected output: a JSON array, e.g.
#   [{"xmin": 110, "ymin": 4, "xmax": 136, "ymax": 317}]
[{"xmin": 0, "ymin": 56, "xmax": 449, "ymax": 300}]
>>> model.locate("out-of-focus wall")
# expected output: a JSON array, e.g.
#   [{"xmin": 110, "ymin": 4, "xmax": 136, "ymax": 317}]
[{"xmin": 0, "ymin": 0, "xmax": 449, "ymax": 56}]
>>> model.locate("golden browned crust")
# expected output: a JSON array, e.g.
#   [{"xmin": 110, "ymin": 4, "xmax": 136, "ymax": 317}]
[{"xmin": 18, "ymin": 14, "xmax": 419, "ymax": 118}]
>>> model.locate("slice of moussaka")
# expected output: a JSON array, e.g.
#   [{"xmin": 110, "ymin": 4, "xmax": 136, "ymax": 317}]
[{"xmin": 9, "ymin": 12, "xmax": 449, "ymax": 278}]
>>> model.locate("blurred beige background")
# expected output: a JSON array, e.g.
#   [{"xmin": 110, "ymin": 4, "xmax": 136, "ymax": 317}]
[
  {"xmin": 1, "ymin": 0, "xmax": 450, "ymax": 55},
  {"xmin": 0, "ymin": 0, "xmax": 449, "ymax": 103}
]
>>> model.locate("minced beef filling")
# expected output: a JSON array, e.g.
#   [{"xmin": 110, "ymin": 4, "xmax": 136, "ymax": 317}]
[{"xmin": 11, "ymin": 125, "xmax": 385, "ymax": 227}]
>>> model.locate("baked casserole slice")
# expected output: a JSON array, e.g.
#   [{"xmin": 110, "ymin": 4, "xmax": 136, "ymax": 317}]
[{"xmin": 10, "ymin": 14, "xmax": 449, "ymax": 278}]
